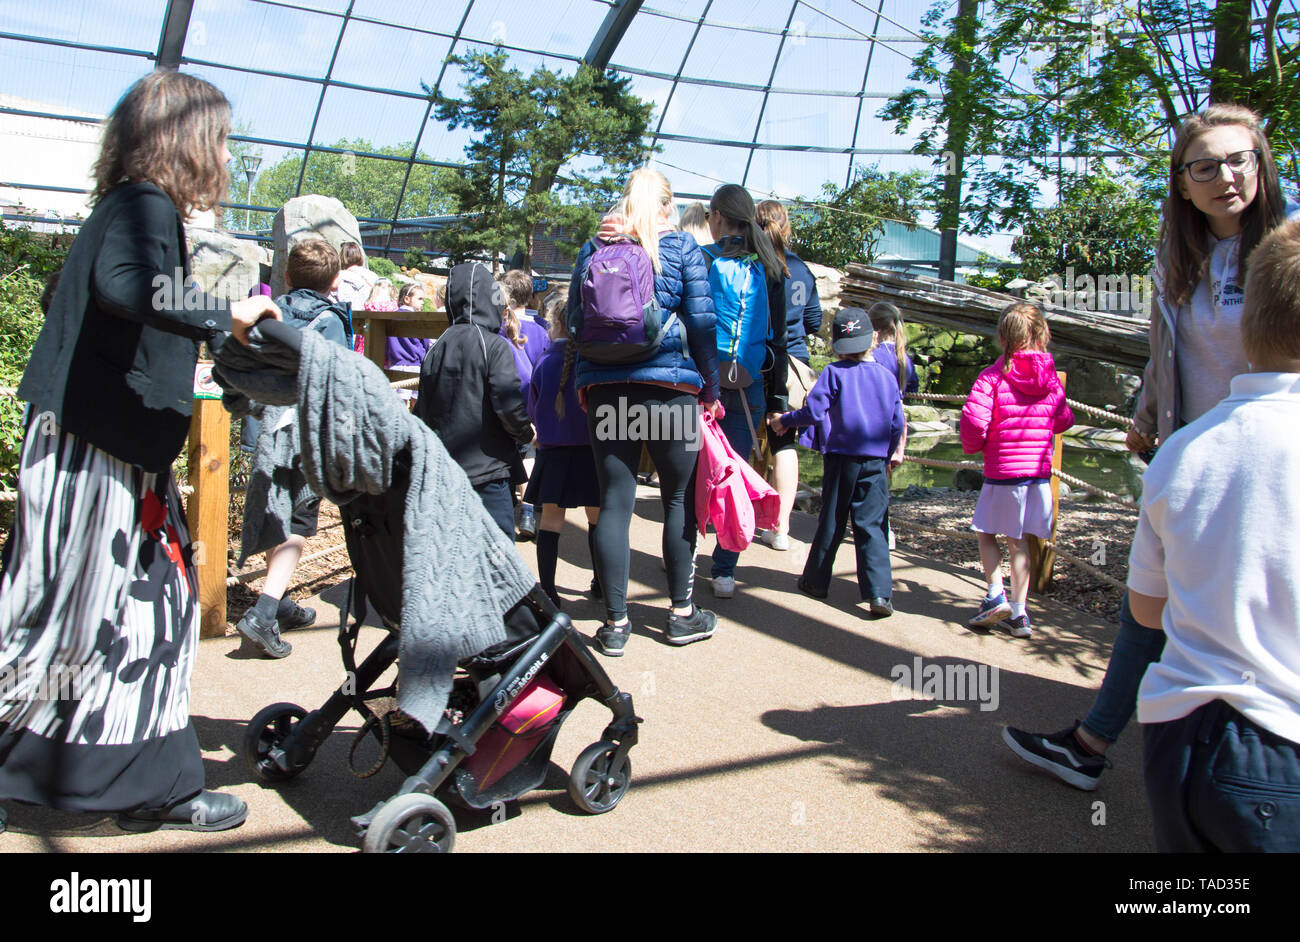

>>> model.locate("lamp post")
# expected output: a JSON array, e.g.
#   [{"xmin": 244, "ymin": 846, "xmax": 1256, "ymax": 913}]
[{"xmin": 240, "ymin": 154, "xmax": 262, "ymax": 232}]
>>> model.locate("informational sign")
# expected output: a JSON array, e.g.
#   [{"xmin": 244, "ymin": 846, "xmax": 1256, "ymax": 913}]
[{"xmin": 193, "ymin": 361, "xmax": 222, "ymax": 400}]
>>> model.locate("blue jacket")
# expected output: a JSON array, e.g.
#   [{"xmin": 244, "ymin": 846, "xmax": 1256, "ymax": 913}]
[
  {"xmin": 566, "ymin": 230, "xmax": 720, "ymax": 403},
  {"xmin": 784, "ymin": 252, "xmax": 823, "ymax": 362},
  {"xmin": 274, "ymin": 288, "xmax": 352, "ymax": 349}
]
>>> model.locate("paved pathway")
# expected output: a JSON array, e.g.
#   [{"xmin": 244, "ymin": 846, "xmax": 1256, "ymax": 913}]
[{"xmin": 2, "ymin": 489, "xmax": 1153, "ymax": 852}]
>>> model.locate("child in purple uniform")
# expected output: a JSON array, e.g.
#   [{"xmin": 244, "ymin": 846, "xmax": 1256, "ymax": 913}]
[
  {"xmin": 770, "ymin": 307, "xmax": 905, "ymax": 616},
  {"xmin": 526, "ymin": 294, "xmax": 601, "ymax": 607}
]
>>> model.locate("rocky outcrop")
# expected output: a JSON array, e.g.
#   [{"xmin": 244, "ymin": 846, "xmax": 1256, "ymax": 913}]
[
  {"xmin": 270, "ymin": 196, "xmax": 363, "ymax": 295},
  {"xmin": 186, "ymin": 226, "xmax": 267, "ymax": 300}
]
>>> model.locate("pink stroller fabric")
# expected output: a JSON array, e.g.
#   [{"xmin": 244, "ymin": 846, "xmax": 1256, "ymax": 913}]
[{"xmin": 695, "ymin": 410, "xmax": 780, "ymax": 552}]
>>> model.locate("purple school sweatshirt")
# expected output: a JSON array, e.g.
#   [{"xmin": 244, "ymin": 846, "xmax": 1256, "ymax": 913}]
[
  {"xmin": 527, "ymin": 341, "xmax": 589, "ymax": 447},
  {"xmin": 385, "ymin": 305, "xmax": 431, "ymax": 367},
  {"xmin": 502, "ymin": 316, "xmax": 551, "ymax": 391},
  {"xmin": 780, "ymin": 358, "xmax": 904, "ymax": 459}
]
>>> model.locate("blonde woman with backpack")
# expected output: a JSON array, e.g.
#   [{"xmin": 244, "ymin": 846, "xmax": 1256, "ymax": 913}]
[{"xmin": 565, "ymin": 168, "xmax": 721, "ymax": 657}]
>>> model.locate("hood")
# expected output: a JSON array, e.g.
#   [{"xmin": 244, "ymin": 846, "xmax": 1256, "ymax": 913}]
[
  {"xmin": 446, "ymin": 262, "xmax": 504, "ymax": 331},
  {"xmin": 999, "ymin": 350, "xmax": 1059, "ymax": 396},
  {"xmin": 275, "ymin": 288, "xmax": 348, "ymax": 325}
]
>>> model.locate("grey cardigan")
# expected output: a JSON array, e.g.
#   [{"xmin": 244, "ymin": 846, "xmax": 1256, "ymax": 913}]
[{"xmin": 214, "ymin": 328, "xmax": 538, "ymax": 733}]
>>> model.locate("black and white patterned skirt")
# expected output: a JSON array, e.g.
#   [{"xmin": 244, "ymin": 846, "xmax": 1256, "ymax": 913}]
[{"xmin": 0, "ymin": 417, "xmax": 204, "ymax": 813}]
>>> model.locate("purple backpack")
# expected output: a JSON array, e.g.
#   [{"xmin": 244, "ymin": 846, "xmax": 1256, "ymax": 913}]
[{"xmin": 577, "ymin": 239, "xmax": 668, "ymax": 364}]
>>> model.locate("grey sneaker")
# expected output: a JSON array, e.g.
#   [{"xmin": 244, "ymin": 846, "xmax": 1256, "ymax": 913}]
[
  {"xmin": 595, "ymin": 621, "xmax": 630, "ymax": 657},
  {"xmin": 665, "ymin": 606, "xmax": 716, "ymax": 646},
  {"xmin": 277, "ymin": 601, "xmax": 317, "ymax": 632},
  {"xmin": 236, "ymin": 609, "xmax": 292, "ymax": 659}
]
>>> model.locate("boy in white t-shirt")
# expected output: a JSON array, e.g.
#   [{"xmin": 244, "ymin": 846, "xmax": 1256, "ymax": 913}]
[{"xmin": 1130, "ymin": 218, "xmax": 1300, "ymax": 852}]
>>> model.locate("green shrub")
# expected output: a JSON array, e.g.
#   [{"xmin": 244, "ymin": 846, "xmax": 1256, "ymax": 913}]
[{"xmin": 368, "ymin": 255, "xmax": 398, "ymax": 278}]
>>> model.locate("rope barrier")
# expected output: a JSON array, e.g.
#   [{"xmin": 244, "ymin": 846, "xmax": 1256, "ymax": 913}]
[
  {"xmin": 390, "ymin": 376, "xmax": 419, "ymax": 390},
  {"xmin": 890, "ymin": 519, "xmax": 1129, "ymax": 591},
  {"xmin": 226, "ymin": 541, "xmax": 351, "ymax": 587},
  {"xmin": 901, "ymin": 451, "xmax": 1137, "ymax": 507},
  {"xmin": 904, "ymin": 391, "xmax": 1129, "ymax": 427}
]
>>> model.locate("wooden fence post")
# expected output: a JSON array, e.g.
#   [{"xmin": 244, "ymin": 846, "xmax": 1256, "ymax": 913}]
[
  {"xmin": 1029, "ymin": 370, "xmax": 1066, "ymax": 593},
  {"xmin": 187, "ymin": 385, "xmax": 229, "ymax": 639}
]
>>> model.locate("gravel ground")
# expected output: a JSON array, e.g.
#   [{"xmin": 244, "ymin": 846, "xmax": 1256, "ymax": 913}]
[{"xmin": 888, "ymin": 487, "xmax": 1138, "ymax": 624}]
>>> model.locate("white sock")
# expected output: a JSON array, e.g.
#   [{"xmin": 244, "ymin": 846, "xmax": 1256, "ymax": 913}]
[
  {"xmin": 986, "ymin": 577, "xmax": 1004, "ymax": 599},
  {"xmin": 1009, "ymin": 601, "xmax": 1026, "ymax": 619}
]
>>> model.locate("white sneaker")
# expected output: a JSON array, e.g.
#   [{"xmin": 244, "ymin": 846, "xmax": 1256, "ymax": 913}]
[
  {"xmin": 758, "ymin": 529, "xmax": 790, "ymax": 551},
  {"xmin": 711, "ymin": 576, "xmax": 735, "ymax": 598}
]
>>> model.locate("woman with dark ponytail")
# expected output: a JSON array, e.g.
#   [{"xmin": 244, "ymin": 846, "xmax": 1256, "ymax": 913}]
[
  {"xmin": 755, "ymin": 199, "xmax": 822, "ymax": 551},
  {"xmin": 701, "ymin": 184, "xmax": 789, "ymax": 599}
]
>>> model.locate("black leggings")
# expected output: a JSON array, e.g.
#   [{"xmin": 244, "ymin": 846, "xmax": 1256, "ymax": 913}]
[{"xmin": 585, "ymin": 384, "xmax": 700, "ymax": 623}]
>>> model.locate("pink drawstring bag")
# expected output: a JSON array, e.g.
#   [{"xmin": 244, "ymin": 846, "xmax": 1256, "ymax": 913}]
[{"xmin": 695, "ymin": 410, "xmax": 780, "ymax": 552}]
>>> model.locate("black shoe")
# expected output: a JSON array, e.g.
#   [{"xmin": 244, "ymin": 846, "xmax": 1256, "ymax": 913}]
[
  {"xmin": 868, "ymin": 597, "xmax": 893, "ymax": 618},
  {"xmin": 798, "ymin": 576, "xmax": 828, "ymax": 599},
  {"xmin": 118, "ymin": 789, "xmax": 248, "ymax": 832},
  {"xmin": 665, "ymin": 606, "xmax": 716, "ymax": 646},
  {"xmin": 236, "ymin": 609, "xmax": 292, "ymax": 659},
  {"xmin": 516, "ymin": 505, "xmax": 537, "ymax": 542},
  {"xmin": 277, "ymin": 601, "xmax": 316, "ymax": 632},
  {"xmin": 595, "ymin": 621, "xmax": 630, "ymax": 657},
  {"xmin": 1001, "ymin": 722, "xmax": 1111, "ymax": 791}
]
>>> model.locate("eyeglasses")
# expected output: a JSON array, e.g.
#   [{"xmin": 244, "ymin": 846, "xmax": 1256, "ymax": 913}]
[{"xmin": 1177, "ymin": 148, "xmax": 1261, "ymax": 183}]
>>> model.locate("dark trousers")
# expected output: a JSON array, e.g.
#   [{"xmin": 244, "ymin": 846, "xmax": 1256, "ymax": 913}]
[
  {"xmin": 474, "ymin": 478, "xmax": 516, "ymax": 541},
  {"xmin": 1143, "ymin": 699, "xmax": 1300, "ymax": 852},
  {"xmin": 802, "ymin": 454, "xmax": 891, "ymax": 600},
  {"xmin": 586, "ymin": 384, "xmax": 700, "ymax": 623}
]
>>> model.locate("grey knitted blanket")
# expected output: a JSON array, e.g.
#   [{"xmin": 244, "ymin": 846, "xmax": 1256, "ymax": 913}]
[{"xmin": 214, "ymin": 328, "xmax": 538, "ymax": 733}]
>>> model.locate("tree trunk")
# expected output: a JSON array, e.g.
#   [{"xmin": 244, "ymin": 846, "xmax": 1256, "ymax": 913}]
[
  {"xmin": 1209, "ymin": 0, "xmax": 1251, "ymax": 104},
  {"xmin": 937, "ymin": 0, "xmax": 978, "ymax": 281}
]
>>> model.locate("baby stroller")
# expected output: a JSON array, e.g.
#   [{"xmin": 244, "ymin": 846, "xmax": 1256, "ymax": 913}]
[{"xmin": 236, "ymin": 323, "xmax": 639, "ymax": 854}]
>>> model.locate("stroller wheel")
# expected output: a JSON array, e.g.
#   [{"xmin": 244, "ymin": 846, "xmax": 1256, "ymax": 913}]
[
  {"xmin": 362, "ymin": 793, "xmax": 456, "ymax": 854},
  {"xmin": 568, "ymin": 741, "xmax": 632, "ymax": 814},
  {"xmin": 244, "ymin": 702, "xmax": 309, "ymax": 782}
]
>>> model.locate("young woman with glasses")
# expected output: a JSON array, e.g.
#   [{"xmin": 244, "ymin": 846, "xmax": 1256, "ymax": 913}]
[{"xmin": 1002, "ymin": 103, "xmax": 1296, "ymax": 791}]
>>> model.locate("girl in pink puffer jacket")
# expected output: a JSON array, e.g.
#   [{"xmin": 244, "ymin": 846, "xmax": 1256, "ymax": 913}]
[{"xmin": 960, "ymin": 302, "xmax": 1073, "ymax": 637}]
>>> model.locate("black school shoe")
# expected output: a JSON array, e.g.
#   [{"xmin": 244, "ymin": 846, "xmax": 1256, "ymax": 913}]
[
  {"xmin": 236, "ymin": 608, "xmax": 292, "ymax": 659},
  {"xmin": 798, "ymin": 576, "xmax": 828, "ymax": 599},
  {"xmin": 277, "ymin": 600, "xmax": 317, "ymax": 632},
  {"xmin": 867, "ymin": 597, "xmax": 893, "ymax": 618},
  {"xmin": 118, "ymin": 789, "xmax": 248, "ymax": 832},
  {"xmin": 665, "ymin": 606, "xmax": 717, "ymax": 646}
]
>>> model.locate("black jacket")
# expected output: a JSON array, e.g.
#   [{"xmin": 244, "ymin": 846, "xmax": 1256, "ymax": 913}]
[
  {"xmin": 18, "ymin": 181, "xmax": 232, "ymax": 471},
  {"xmin": 415, "ymin": 263, "xmax": 533, "ymax": 487}
]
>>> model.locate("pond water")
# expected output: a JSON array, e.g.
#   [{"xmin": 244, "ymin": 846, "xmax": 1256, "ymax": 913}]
[{"xmin": 891, "ymin": 431, "xmax": 1146, "ymax": 500}]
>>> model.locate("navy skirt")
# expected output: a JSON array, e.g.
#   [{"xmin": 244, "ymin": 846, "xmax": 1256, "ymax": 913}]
[{"xmin": 524, "ymin": 444, "xmax": 601, "ymax": 509}]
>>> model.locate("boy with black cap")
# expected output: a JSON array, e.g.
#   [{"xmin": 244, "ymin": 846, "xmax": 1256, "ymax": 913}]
[{"xmin": 769, "ymin": 307, "xmax": 905, "ymax": 616}]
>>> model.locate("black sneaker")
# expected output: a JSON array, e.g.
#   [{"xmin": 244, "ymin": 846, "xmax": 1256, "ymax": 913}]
[
  {"xmin": 516, "ymin": 504, "xmax": 537, "ymax": 542},
  {"xmin": 236, "ymin": 609, "xmax": 292, "ymax": 659},
  {"xmin": 277, "ymin": 601, "xmax": 317, "ymax": 632},
  {"xmin": 665, "ymin": 606, "xmax": 716, "ymax": 646},
  {"xmin": 595, "ymin": 621, "xmax": 630, "ymax": 657},
  {"xmin": 1001, "ymin": 723, "xmax": 1111, "ymax": 791}
]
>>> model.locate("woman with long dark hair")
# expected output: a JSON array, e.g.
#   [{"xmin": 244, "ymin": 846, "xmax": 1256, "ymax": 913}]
[
  {"xmin": 0, "ymin": 71, "xmax": 278, "ymax": 832},
  {"xmin": 700, "ymin": 184, "xmax": 789, "ymax": 599},
  {"xmin": 1003, "ymin": 103, "xmax": 1293, "ymax": 791},
  {"xmin": 754, "ymin": 199, "xmax": 822, "ymax": 552}
]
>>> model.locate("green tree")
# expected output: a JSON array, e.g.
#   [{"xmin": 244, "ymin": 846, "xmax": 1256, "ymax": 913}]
[
  {"xmin": 789, "ymin": 165, "xmax": 927, "ymax": 269},
  {"xmin": 1011, "ymin": 175, "xmax": 1161, "ymax": 282},
  {"xmin": 432, "ymin": 50, "xmax": 656, "ymax": 271},
  {"xmin": 881, "ymin": 0, "xmax": 1300, "ymax": 237},
  {"xmin": 228, "ymin": 138, "xmax": 460, "ymax": 233}
]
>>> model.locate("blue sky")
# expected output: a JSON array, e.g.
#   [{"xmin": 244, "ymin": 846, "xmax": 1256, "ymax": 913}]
[{"xmin": 4, "ymin": 0, "xmax": 1293, "ymax": 258}]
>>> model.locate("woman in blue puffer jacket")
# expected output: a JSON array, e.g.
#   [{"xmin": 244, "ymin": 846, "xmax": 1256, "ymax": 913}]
[{"xmin": 565, "ymin": 167, "xmax": 721, "ymax": 657}]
